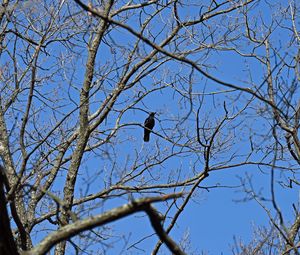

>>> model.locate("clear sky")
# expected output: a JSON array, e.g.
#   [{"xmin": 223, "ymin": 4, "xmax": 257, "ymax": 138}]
[
  {"xmin": 1, "ymin": 0, "xmax": 299, "ymax": 254},
  {"xmin": 69, "ymin": 1, "xmax": 299, "ymax": 253}
]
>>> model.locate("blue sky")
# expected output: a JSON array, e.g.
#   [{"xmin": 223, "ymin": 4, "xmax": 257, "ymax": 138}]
[
  {"xmin": 71, "ymin": 1, "xmax": 299, "ymax": 253},
  {"xmin": 1, "ymin": 0, "xmax": 299, "ymax": 254}
]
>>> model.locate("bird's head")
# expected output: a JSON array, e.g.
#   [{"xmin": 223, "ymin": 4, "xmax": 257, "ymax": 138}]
[{"xmin": 150, "ymin": 112, "xmax": 156, "ymax": 117}]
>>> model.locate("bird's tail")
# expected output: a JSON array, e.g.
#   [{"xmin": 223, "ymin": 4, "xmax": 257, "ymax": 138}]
[{"xmin": 144, "ymin": 131, "xmax": 150, "ymax": 142}]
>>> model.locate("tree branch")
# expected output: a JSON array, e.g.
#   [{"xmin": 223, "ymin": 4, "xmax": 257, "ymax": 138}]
[{"xmin": 22, "ymin": 193, "xmax": 183, "ymax": 255}]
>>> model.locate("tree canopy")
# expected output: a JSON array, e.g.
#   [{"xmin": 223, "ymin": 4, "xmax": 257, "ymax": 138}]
[{"xmin": 0, "ymin": 0, "xmax": 299, "ymax": 254}]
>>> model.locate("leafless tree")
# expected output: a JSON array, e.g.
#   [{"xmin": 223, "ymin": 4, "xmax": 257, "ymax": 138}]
[{"xmin": 0, "ymin": 0, "xmax": 299, "ymax": 254}]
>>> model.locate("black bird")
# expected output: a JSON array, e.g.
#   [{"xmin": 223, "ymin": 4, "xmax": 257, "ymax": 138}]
[{"xmin": 144, "ymin": 112, "xmax": 155, "ymax": 142}]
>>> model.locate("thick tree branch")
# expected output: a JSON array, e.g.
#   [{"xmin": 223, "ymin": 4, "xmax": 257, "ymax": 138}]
[
  {"xmin": 22, "ymin": 193, "xmax": 183, "ymax": 255},
  {"xmin": 0, "ymin": 166, "xmax": 19, "ymax": 255},
  {"xmin": 145, "ymin": 204, "xmax": 187, "ymax": 255}
]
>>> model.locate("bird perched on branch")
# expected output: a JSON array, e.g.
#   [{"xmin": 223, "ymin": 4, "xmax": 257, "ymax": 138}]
[{"xmin": 144, "ymin": 112, "xmax": 155, "ymax": 142}]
